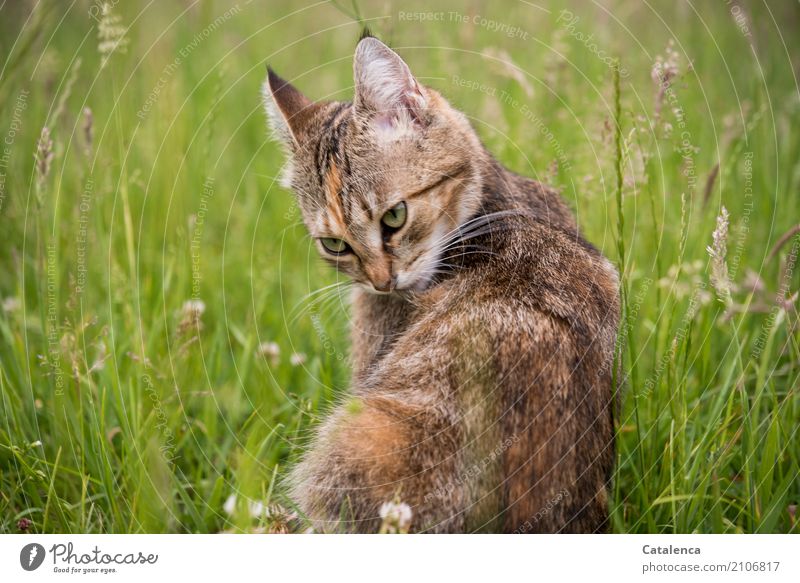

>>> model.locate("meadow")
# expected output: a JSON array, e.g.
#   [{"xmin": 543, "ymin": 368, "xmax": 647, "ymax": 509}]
[{"xmin": 0, "ymin": 0, "xmax": 798, "ymax": 533}]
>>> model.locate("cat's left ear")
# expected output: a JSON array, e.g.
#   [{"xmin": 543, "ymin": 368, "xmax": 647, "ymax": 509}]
[
  {"xmin": 262, "ymin": 67, "xmax": 314, "ymax": 149},
  {"xmin": 353, "ymin": 37, "xmax": 428, "ymax": 132}
]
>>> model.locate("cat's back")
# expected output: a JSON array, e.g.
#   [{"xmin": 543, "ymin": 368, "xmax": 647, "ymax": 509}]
[{"xmin": 403, "ymin": 214, "xmax": 619, "ymax": 532}]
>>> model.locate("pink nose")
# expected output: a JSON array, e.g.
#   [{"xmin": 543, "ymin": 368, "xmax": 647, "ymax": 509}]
[{"xmin": 373, "ymin": 276, "xmax": 397, "ymax": 293}]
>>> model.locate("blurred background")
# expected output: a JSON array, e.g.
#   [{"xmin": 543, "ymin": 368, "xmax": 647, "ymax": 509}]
[{"xmin": 0, "ymin": 0, "xmax": 798, "ymax": 533}]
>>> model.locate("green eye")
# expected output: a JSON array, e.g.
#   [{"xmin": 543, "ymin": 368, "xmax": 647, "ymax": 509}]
[
  {"xmin": 320, "ymin": 237, "xmax": 350, "ymax": 255},
  {"xmin": 381, "ymin": 201, "xmax": 407, "ymax": 230}
]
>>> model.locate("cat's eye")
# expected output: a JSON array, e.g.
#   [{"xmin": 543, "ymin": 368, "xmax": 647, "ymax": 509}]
[
  {"xmin": 320, "ymin": 237, "xmax": 350, "ymax": 255},
  {"xmin": 381, "ymin": 202, "xmax": 407, "ymax": 230}
]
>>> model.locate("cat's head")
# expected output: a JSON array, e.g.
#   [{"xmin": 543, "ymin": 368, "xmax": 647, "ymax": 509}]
[{"xmin": 262, "ymin": 35, "xmax": 486, "ymax": 293}]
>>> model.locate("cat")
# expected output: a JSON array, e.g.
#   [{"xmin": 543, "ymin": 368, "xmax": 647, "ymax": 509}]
[{"xmin": 262, "ymin": 33, "xmax": 620, "ymax": 533}]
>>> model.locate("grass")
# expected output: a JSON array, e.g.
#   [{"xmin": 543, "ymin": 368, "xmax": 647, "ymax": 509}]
[{"xmin": 0, "ymin": 0, "xmax": 798, "ymax": 534}]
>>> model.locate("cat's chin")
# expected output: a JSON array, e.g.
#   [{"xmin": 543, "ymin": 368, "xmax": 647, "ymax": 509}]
[
  {"xmin": 360, "ymin": 285, "xmax": 394, "ymax": 296},
  {"xmin": 357, "ymin": 276, "xmax": 432, "ymax": 296}
]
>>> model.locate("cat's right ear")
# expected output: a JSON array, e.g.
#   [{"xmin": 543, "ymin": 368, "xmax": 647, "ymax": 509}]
[
  {"xmin": 353, "ymin": 37, "xmax": 428, "ymax": 135},
  {"xmin": 262, "ymin": 67, "xmax": 313, "ymax": 149}
]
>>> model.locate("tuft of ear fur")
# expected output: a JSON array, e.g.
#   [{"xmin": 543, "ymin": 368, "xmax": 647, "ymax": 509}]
[
  {"xmin": 353, "ymin": 37, "xmax": 428, "ymax": 136},
  {"xmin": 262, "ymin": 67, "xmax": 313, "ymax": 149},
  {"xmin": 358, "ymin": 26, "xmax": 374, "ymax": 42},
  {"xmin": 262, "ymin": 68, "xmax": 314, "ymax": 188}
]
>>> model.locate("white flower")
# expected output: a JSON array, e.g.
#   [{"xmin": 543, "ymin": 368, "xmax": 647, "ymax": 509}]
[
  {"xmin": 249, "ymin": 500, "xmax": 265, "ymax": 517},
  {"xmin": 223, "ymin": 493, "xmax": 265, "ymax": 518},
  {"xmin": 257, "ymin": 341, "xmax": 281, "ymax": 366},
  {"xmin": 177, "ymin": 299, "xmax": 206, "ymax": 336},
  {"xmin": 290, "ymin": 352, "xmax": 306, "ymax": 367},
  {"xmin": 223, "ymin": 494, "xmax": 237, "ymax": 516},
  {"xmin": 379, "ymin": 501, "xmax": 412, "ymax": 533},
  {"xmin": 181, "ymin": 299, "xmax": 206, "ymax": 316},
  {"xmin": 223, "ymin": 493, "xmax": 297, "ymax": 530},
  {"xmin": 2, "ymin": 297, "xmax": 20, "ymax": 313}
]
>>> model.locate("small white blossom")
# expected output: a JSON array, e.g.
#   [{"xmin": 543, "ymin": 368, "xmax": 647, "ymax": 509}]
[
  {"xmin": 223, "ymin": 493, "xmax": 297, "ymax": 532},
  {"xmin": 181, "ymin": 299, "xmax": 206, "ymax": 316},
  {"xmin": 379, "ymin": 501, "xmax": 412, "ymax": 533},
  {"xmin": 223, "ymin": 494, "xmax": 237, "ymax": 516},
  {"xmin": 177, "ymin": 299, "xmax": 206, "ymax": 336},
  {"xmin": 257, "ymin": 341, "xmax": 281, "ymax": 366},
  {"xmin": 249, "ymin": 500, "xmax": 265, "ymax": 517},
  {"xmin": 2, "ymin": 297, "xmax": 20, "ymax": 313},
  {"xmin": 290, "ymin": 352, "xmax": 306, "ymax": 367}
]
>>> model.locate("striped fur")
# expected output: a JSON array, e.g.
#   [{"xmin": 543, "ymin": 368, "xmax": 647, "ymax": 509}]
[{"xmin": 263, "ymin": 36, "xmax": 619, "ymax": 533}]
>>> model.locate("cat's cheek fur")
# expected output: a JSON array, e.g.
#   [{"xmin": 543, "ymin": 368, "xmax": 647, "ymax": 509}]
[{"xmin": 398, "ymin": 221, "xmax": 448, "ymax": 291}]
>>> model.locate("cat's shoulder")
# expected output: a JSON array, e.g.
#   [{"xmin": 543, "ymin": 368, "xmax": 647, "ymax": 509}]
[{"xmin": 419, "ymin": 216, "xmax": 619, "ymax": 339}]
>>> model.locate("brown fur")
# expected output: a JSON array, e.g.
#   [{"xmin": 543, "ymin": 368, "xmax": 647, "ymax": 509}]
[{"xmin": 263, "ymin": 36, "xmax": 620, "ymax": 533}]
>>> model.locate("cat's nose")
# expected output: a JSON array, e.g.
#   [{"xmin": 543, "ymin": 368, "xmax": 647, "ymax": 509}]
[{"xmin": 373, "ymin": 275, "xmax": 397, "ymax": 293}]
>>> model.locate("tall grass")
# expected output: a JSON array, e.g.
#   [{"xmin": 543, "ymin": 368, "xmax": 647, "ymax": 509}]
[{"xmin": 0, "ymin": 0, "xmax": 798, "ymax": 533}]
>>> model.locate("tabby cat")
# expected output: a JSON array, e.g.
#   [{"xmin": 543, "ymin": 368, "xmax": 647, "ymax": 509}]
[{"xmin": 262, "ymin": 34, "xmax": 620, "ymax": 533}]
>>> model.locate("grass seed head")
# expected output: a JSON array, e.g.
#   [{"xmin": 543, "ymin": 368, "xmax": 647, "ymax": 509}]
[
  {"xmin": 97, "ymin": 2, "xmax": 129, "ymax": 69},
  {"xmin": 707, "ymin": 206, "xmax": 732, "ymax": 305},
  {"xmin": 35, "ymin": 127, "xmax": 54, "ymax": 185}
]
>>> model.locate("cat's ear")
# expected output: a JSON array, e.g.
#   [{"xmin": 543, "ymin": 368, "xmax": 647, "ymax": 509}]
[
  {"xmin": 262, "ymin": 67, "xmax": 314, "ymax": 148},
  {"xmin": 353, "ymin": 37, "xmax": 428, "ymax": 133}
]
